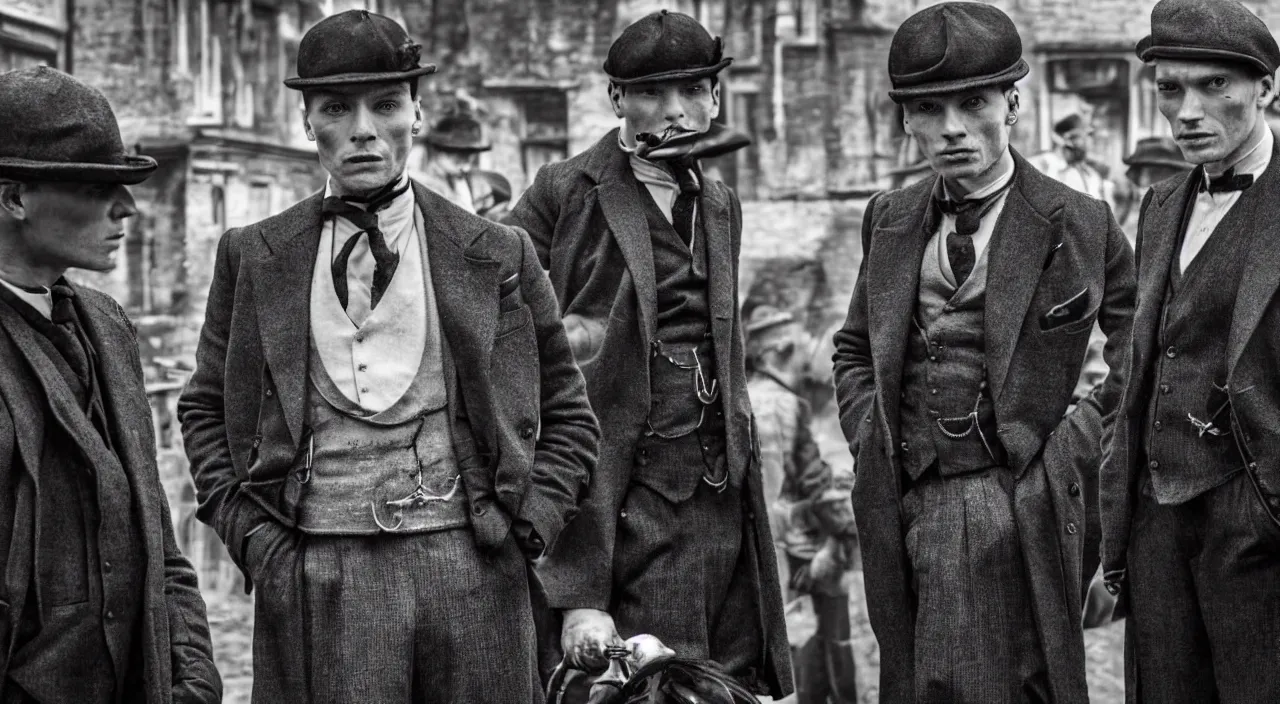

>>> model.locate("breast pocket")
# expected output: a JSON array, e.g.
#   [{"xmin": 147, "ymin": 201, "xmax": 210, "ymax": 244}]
[{"xmin": 495, "ymin": 305, "xmax": 532, "ymax": 339}]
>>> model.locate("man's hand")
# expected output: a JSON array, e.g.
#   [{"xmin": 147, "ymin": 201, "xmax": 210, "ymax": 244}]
[{"xmin": 561, "ymin": 608, "xmax": 622, "ymax": 673}]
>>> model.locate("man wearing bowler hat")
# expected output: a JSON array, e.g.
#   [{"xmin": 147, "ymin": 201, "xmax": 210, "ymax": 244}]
[
  {"xmin": 0, "ymin": 67, "xmax": 221, "ymax": 703},
  {"xmin": 413, "ymin": 112, "xmax": 491, "ymax": 213},
  {"xmin": 831, "ymin": 3, "xmax": 1136, "ymax": 702},
  {"xmin": 507, "ymin": 9, "xmax": 793, "ymax": 698},
  {"xmin": 178, "ymin": 10, "xmax": 598, "ymax": 703},
  {"xmin": 1100, "ymin": 0, "xmax": 1280, "ymax": 700}
]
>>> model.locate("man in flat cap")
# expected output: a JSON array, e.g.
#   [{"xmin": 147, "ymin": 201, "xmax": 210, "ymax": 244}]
[
  {"xmin": 507, "ymin": 9, "xmax": 793, "ymax": 698},
  {"xmin": 412, "ymin": 112, "xmax": 491, "ymax": 213},
  {"xmin": 1101, "ymin": 0, "xmax": 1280, "ymax": 700},
  {"xmin": 831, "ymin": 3, "xmax": 1136, "ymax": 702},
  {"xmin": 0, "ymin": 67, "xmax": 220, "ymax": 703},
  {"xmin": 178, "ymin": 10, "xmax": 598, "ymax": 703}
]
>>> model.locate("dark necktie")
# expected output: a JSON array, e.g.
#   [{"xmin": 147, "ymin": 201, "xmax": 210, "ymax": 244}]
[
  {"xmin": 1201, "ymin": 166, "xmax": 1254, "ymax": 194},
  {"xmin": 936, "ymin": 185, "xmax": 1011, "ymax": 288},
  {"xmin": 322, "ymin": 179, "xmax": 409, "ymax": 316},
  {"xmin": 670, "ymin": 161, "xmax": 701, "ymax": 249},
  {"xmin": 49, "ymin": 283, "xmax": 92, "ymax": 389}
]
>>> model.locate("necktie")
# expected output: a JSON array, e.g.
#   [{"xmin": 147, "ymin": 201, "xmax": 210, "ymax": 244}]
[
  {"xmin": 322, "ymin": 180, "xmax": 409, "ymax": 324},
  {"xmin": 49, "ymin": 283, "xmax": 92, "ymax": 390},
  {"xmin": 670, "ymin": 161, "xmax": 701, "ymax": 249},
  {"xmin": 1201, "ymin": 166, "xmax": 1254, "ymax": 194},
  {"xmin": 935, "ymin": 184, "xmax": 1010, "ymax": 288}
]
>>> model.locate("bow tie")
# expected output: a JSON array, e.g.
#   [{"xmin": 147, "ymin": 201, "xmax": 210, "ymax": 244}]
[{"xmin": 1201, "ymin": 167, "xmax": 1254, "ymax": 194}]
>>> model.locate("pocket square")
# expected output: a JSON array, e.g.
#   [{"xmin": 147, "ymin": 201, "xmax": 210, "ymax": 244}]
[
  {"xmin": 1040, "ymin": 287, "xmax": 1090, "ymax": 330},
  {"xmin": 1043, "ymin": 242, "xmax": 1064, "ymax": 271},
  {"xmin": 498, "ymin": 273, "xmax": 523, "ymax": 312},
  {"xmin": 498, "ymin": 272, "xmax": 520, "ymax": 298}
]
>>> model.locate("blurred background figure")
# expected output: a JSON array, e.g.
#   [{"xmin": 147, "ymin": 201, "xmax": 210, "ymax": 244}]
[
  {"xmin": 1031, "ymin": 113, "xmax": 1134, "ymax": 222},
  {"xmin": 745, "ymin": 306, "xmax": 858, "ymax": 704},
  {"xmin": 413, "ymin": 112, "xmax": 491, "ymax": 213},
  {"xmin": 1118, "ymin": 136, "xmax": 1194, "ymax": 239},
  {"xmin": 468, "ymin": 169, "xmax": 513, "ymax": 221}
]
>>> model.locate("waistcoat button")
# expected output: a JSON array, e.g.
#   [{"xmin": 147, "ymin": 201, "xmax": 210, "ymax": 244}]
[
  {"xmin": 1166, "ymin": 346, "xmax": 1177, "ymax": 359},
  {"xmin": 1068, "ymin": 482, "xmax": 1080, "ymax": 497}
]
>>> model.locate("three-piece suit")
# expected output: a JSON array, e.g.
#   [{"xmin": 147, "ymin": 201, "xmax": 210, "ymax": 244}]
[
  {"xmin": 0, "ymin": 283, "xmax": 221, "ymax": 703},
  {"xmin": 507, "ymin": 129, "xmax": 793, "ymax": 697},
  {"xmin": 832, "ymin": 151, "xmax": 1136, "ymax": 703},
  {"xmin": 1101, "ymin": 134, "xmax": 1280, "ymax": 703},
  {"xmin": 178, "ymin": 181, "xmax": 598, "ymax": 703}
]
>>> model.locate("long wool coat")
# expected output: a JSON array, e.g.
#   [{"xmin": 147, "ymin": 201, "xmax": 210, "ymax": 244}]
[
  {"xmin": 0, "ymin": 285, "xmax": 221, "ymax": 703},
  {"xmin": 832, "ymin": 150, "xmax": 1137, "ymax": 704},
  {"xmin": 507, "ymin": 129, "xmax": 794, "ymax": 698}
]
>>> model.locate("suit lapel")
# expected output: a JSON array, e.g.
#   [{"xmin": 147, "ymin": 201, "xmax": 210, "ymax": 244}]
[
  {"xmin": 415, "ymin": 183, "xmax": 501, "ymax": 426},
  {"xmin": 984, "ymin": 167, "xmax": 1055, "ymax": 400},
  {"xmin": 1131, "ymin": 173, "xmax": 1194, "ymax": 388},
  {"xmin": 1228, "ymin": 141, "xmax": 1280, "ymax": 375},
  {"xmin": 0, "ymin": 306, "xmax": 47, "ymax": 486},
  {"xmin": 253, "ymin": 193, "xmax": 323, "ymax": 446},
  {"xmin": 867, "ymin": 181, "xmax": 933, "ymax": 437},
  {"xmin": 702, "ymin": 180, "xmax": 735, "ymax": 374},
  {"xmin": 586, "ymin": 131, "xmax": 657, "ymax": 343}
]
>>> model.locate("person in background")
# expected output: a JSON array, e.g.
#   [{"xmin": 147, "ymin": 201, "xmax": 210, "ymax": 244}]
[
  {"xmin": 745, "ymin": 305, "xmax": 858, "ymax": 704},
  {"xmin": 471, "ymin": 169, "xmax": 514, "ymax": 221},
  {"xmin": 0, "ymin": 66, "xmax": 220, "ymax": 704},
  {"xmin": 414, "ymin": 112, "xmax": 491, "ymax": 213}
]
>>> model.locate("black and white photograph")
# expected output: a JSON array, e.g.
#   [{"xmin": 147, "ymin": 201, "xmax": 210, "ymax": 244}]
[{"xmin": 1, "ymin": 0, "xmax": 1278, "ymax": 701}]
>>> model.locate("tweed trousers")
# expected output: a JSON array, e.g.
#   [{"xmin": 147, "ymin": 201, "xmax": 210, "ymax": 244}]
[
  {"xmin": 901, "ymin": 466, "xmax": 1050, "ymax": 704},
  {"xmin": 612, "ymin": 478, "xmax": 760, "ymax": 678},
  {"xmin": 245, "ymin": 525, "xmax": 540, "ymax": 704},
  {"xmin": 1126, "ymin": 470, "xmax": 1280, "ymax": 704}
]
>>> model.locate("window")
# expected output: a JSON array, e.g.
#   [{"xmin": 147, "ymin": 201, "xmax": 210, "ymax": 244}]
[
  {"xmin": 0, "ymin": 36, "xmax": 54, "ymax": 72},
  {"xmin": 517, "ymin": 90, "xmax": 569, "ymax": 178}
]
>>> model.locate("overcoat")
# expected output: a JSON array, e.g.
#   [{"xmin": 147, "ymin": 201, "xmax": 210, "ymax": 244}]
[
  {"xmin": 832, "ymin": 151, "xmax": 1136, "ymax": 704},
  {"xmin": 177, "ymin": 183, "xmax": 598, "ymax": 590},
  {"xmin": 0, "ymin": 285, "xmax": 221, "ymax": 703},
  {"xmin": 1100, "ymin": 137, "xmax": 1280, "ymax": 697},
  {"xmin": 507, "ymin": 129, "xmax": 793, "ymax": 697}
]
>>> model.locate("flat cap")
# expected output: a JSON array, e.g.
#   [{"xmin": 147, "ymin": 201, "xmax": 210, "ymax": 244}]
[
  {"xmin": 1137, "ymin": 0, "xmax": 1280, "ymax": 76},
  {"xmin": 284, "ymin": 9, "xmax": 436, "ymax": 90},
  {"xmin": 605, "ymin": 10, "xmax": 732, "ymax": 85},
  {"xmin": 888, "ymin": 2, "xmax": 1029, "ymax": 102}
]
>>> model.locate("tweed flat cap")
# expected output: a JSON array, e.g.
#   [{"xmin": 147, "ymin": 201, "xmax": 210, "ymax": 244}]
[
  {"xmin": 888, "ymin": 2, "xmax": 1029, "ymax": 102},
  {"xmin": 284, "ymin": 9, "xmax": 436, "ymax": 90},
  {"xmin": 1137, "ymin": 0, "xmax": 1280, "ymax": 75},
  {"xmin": 605, "ymin": 10, "xmax": 732, "ymax": 85},
  {"xmin": 0, "ymin": 66, "xmax": 156, "ymax": 184}
]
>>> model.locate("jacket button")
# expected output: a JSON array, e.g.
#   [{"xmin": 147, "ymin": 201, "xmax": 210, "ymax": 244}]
[
  {"xmin": 1148, "ymin": 460, "xmax": 1159, "ymax": 471},
  {"xmin": 1068, "ymin": 482, "xmax": 1080, "ymax": 497},
  {"xmin": 521, "ymin": 425, "xmax": 535, "ymax": 439},
  {"xmin": 900, "ymin": 441, "xmax": 909, "ymax": 452},
  {"xmin": 105, "ymin": 610, "xmax": 115, "ymax": 621},
  {"xmin": 265, "ymin": 388, "xmax": 273, "ymax": 397},
  {"xmin": 1166, "ymin": 346, "xmax": 1177, "ymax": 359},
  {"xmin": 1160, "ymin": 384, "xmax": 1171, "ymax": 394},
  {"xmin": 252, "ymin": 438, "xmax": 261, "ymax": 448},
  {"xmin": 1153, "ymin": 421, "xmax": 1163, "ymax": 431},
  {"xmin": 1066, "ymin": 522, "xmax": 1078, "ymax": 535},
  {"xmin": 620, "ymin": 510, "xmax": 628, "ymax": 519},
  {"xmin": 472, "ymin": 503, "xmax": 487, "ymax": 517}
]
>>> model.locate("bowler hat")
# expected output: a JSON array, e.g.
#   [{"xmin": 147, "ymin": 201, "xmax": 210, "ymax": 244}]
[
  {"xmin": 284, "ymin": 9, "xmax": 436, "ymax": 90},
  {"xmin": 1137, "ymin": 0, "xmax": 1280, "ymax": 76},
  {"xmin": 0, "ymin": 66, "xmax": 156, "ymax": 184},
  {"xmin": 605, "ymin": 10, "xmax": 732, "ymax": 86},
  {"xmin": 422, "ymin": 114, "xmax": 491, "ymax": 152},
  {"xmin": 1123, "ymin": 136, "xmax": 1192, "ymax": 169},
  {"xmin": 888, "ymin": 2, "xmax": 1029, "ymax": 102}
]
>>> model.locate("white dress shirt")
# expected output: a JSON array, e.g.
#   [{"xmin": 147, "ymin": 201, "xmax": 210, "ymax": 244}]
[
  {"xmin": 932, "ymin": 150, "xmax": 1017, "ymax": 287},
  {"xmin": 619, "ymin": 135, "xmax": 701, "ymax": 248},
  {"xmin": 323, "ymin": 174, "xmax": 416, "ymax": 324},
  {"xmin": 1179, "ymin": 127, "xmax": 1273, "ymax": 274},
  {"xmin": 0, "ymin": 278, "xmax": 52, "ymax": 319}
]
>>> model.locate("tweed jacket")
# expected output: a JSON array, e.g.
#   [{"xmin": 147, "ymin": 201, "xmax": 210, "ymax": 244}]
[
  {"xmin": 0, "ymin": 285, "xmax": 221, "ymax": 703},
  {"xmin": 506, "ymin": 129, "xmax": 793, "ymax": 698},
  {"xmin": 1101, "ymin": 137, "xmax": 1280, "ymax": 603},
  {"xmin": 832, "ymin": 150, "xmax": 1137, "ymax": 704},
  {"xmin": 177, "ymin": 182, "xmax": 598, "ymax": 591}
]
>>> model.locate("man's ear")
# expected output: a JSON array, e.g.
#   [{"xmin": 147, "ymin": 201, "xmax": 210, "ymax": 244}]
[
  {"xmin": 300, "ymin": 98, "xmax": 316, "ymax": 142},
  {"xmin": 609, "ymin": 82, "xmax": 625, "ymax": 119},
  {"xmin": 710, "ymin": 81, "xmax": 722, "ymax": 121},
  {"xmin": 1006, "ymin": 88, "xmax": 1021, "ymax": 121},
  {"xmin": 1259, "ymin": 74, "xmax": 1275, "ymax": 109},
  {"xmin": 0, "ymin": 182, "xmax": 29, "ymax": 222}
]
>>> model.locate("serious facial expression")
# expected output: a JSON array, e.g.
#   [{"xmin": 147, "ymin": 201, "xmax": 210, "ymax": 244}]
[
  {"xmin": 1155, "ymin": 59, "xmax": 1273, "ymax": 167},
  {"xmin": 903, "ymin": 87, "xmax": 1014, "ymax": 185},
  {"xmin": 611, "ymin": 78, "xmax": 720, "ymax": 147},
  {"xmin": 19, "ymin": 182, "xmax": 137, "ymax": 272},
  {"xmin": 304, "ymin": 82, "xmax": 420, "ymax": 195}
]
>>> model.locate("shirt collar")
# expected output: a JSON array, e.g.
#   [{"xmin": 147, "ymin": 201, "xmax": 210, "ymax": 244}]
[
  {"xmin": 619, "ymin": 133, "xmax": 701, "ymax": 192},
  {"xmin": 0, "ymin": 277, "xmax": 52, "ymax": 320},
  {"xmin": 322, "ymin": 172, "xmax": 411, "ymax": 204}
]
